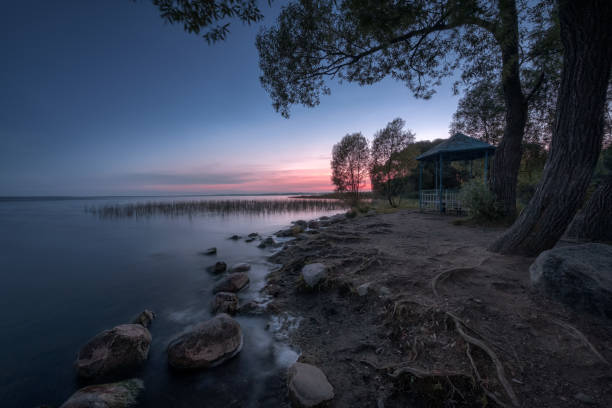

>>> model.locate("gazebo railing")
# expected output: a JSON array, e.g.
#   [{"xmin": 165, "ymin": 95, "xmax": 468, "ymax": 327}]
[{"xmin": 419, "ymin": 189, "xmax": 462, "ymax": 213}]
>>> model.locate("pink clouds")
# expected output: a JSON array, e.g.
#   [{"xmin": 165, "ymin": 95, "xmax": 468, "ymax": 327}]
[{"xmin": 137, "ymin": 167, "xmax": 334, "ymax": 193}]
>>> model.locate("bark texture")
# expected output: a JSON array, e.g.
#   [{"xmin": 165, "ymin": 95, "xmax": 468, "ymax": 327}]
[
  {"xmin": 490, "ymin": 0, "xmax": 527, "ymax": 219},
  {"xmin": 489, "ymin": 0, "xmax": 612, "ymax": 256},
  {"xmin": 567, "ymin": 175, "xmax": 612, "ymax": 241}
]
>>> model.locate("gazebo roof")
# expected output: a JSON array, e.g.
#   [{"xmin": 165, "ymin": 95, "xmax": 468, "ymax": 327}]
[{"xmin": 416, "ymin": 133, "xmax": 495, "ymax": 162}]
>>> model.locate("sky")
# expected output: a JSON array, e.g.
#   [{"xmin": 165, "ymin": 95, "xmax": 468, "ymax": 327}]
[{"xmin": 0, "ymin": 0, "xmax": 461, "ymax": 196}]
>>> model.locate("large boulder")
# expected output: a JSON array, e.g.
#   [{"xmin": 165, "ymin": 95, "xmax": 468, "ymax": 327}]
[
  {"xmin": 208, "ymin": 261, "xmax": 227, "ymax": 274},
  {"xmin": 287, "ymin": 362, "xmax": 334, "ymax": 407},
  {"xmin": 75, "ymin": 324, "xmax": 151, "ymax": 380},
  {"xmin": 59, "ymin": 378, "xmax": 144, "ymax": 408},
  {"xmin": 211, "ymin": 292, "xmax": 239, "ymax": 315},
  {"xmin": 167, "ymin": 314, "xmax": 243, "ymax": 369},
  {"xmin": 301, "ymin": 263, "xmax": 328, "ymax": 289},
  {"xmin": 213, "ymin": 272, "xmax": 250, "ymax": 293},
  {"xmin": 530, "ymin": 243, "xmax": 612, "ymax": 318}
]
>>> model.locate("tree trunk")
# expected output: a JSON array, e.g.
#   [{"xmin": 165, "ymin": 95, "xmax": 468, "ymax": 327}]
[
  {"xmin": 489, "ymin": 0, "xmax": 612, "ymax": 256},
  {"xmin": 490, "ymin": 0, "xmax": 528, "ymax": 219},
  {"xmin": 567, "ymin": 175, "xmax": 612, "ymax": 241}
]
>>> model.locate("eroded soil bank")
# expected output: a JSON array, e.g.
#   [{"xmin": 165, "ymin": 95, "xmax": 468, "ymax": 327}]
[{"xmin": 264, "ymin": 210, "xmax": 612, "ymax": 407}]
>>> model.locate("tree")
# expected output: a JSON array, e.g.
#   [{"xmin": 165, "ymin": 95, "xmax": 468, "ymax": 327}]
[
  {"xmin": 489, "ymin": 0, "xmax": 612, "ymax": 256},
  {"xmin": 147, "ymin": 0, "xmax": 266, "ymax": 43},
  {"xmin": 370, "ymin": 118, "xmax": 415, "ymax": 206},
  {"xmin": 567, "ymin": 147, "xmax": 612, "ymax": 242},
  {"xmin": 331, "ymin": 133, "xmax": 370, "ymax": 203},
  {"xmin": 257, "ymin": 0, "xmax": 557, "ymax": 218}
]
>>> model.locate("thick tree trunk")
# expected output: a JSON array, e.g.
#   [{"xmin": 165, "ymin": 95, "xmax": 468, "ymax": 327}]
[
  {"xmin": 489, "ymin": 0, "xmax": 612, "ymax": 256},
  {"xmin": 567, "ymin": 175, "xmax": 612, "ymax": 241},
  {"xmin": 490, "ymin": 0, "xmax": 527, "ymax": 219}
]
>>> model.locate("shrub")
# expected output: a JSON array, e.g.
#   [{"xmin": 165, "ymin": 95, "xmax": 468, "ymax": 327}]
[{"xmin": 459, "ymin": 180, "xmax": 503, "ymax": 221}]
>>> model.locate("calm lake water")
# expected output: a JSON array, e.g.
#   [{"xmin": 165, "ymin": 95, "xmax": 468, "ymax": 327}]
[{"xmin": 0, "ymin": 195, "xmax": 343, "ymax": 408}]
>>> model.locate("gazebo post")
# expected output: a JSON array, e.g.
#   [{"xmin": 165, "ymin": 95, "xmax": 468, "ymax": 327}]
[
  {"xmin": 484, "ymin": 151, "xmax": 489, "ymax": 185},
  {"xmin": 439, "ymin": 153, "xmax": 444, "ymax": 213},
  {"xmin": 418, "ymin": 162, "xmax": 423, "ymax": 211}
]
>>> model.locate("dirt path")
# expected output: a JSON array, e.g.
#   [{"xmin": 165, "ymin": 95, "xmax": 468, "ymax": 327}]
[{"xmin": 265, "ymin": 210, "xmax": 612, "ymax": 407}]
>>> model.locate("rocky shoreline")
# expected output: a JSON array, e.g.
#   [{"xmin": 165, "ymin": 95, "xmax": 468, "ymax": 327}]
[
  {"xmin": 50, "ymin": 209, "xmax": 612, "ymax": 407},
  {"xmin": 261, "ymin": 209, "xmax": 612, "ymax": 407}
]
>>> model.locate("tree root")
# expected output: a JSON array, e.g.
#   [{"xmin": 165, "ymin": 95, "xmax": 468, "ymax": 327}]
[
  {"xmin": 449, "ymin": 312, "xmax": 519, "ymax": 407},
  {"xmin": 550, "ymin": 318, "xmax": 610, "ymax": 365},
  {"xmin": 430, "ymin": 258, "xmax": 489, "ymax": 297}
]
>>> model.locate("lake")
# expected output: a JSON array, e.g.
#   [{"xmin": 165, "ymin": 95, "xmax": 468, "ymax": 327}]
[{"xmin": 0, "ymin": 195, "xmax": 344, "ymax": 407}]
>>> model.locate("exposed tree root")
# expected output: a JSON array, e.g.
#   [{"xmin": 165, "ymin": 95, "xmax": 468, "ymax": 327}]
[
  {"xmin": 550, "ymin": 318, "xmax": 610, "ymax": 365},
  {"xmin": 431, "ymin": 258, "xmax": 489, "ymax": 297},
  {"xmin": 449, "ymin": 312, "xmax": 519, "ymax": 407}
]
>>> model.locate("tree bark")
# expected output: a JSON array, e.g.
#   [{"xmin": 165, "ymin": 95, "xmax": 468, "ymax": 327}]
[
  {"xmin": 490, "ymin": 0, "xmax": 528, "ymax": 219},
  {"xmin": 489, "ymin": 0, "xmax": 612, "ymax": 256},
  {"xmin": 566, "ymin": 175, "xmax": 612, "ymax": 241}
]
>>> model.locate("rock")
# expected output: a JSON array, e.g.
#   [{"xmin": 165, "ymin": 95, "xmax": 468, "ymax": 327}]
[
  {"xmin": 207, "ymin": 261, "xmax": 227, "ymax": 274},
  {"xmin": 132, "ymin": 310, "xmax": 155, "ymax": 328},
  {"xmin": 59, "ymin": 378, "xmax": 144, "ymax": 408},
  {"xmin": 574, "ymin": 392, "xmax": 597, "ymax": 405},
  {"xmin": 213, "ymin": 272, "xmax": 250, "ymax": 293},
  {"xmin": 75, "ymin": 324, "xmax": 151, "ymax": 380},
  {"xmin": 345, "ymin": 210, "xmax": 357, "ymax": 218},
  {"xmin": 287, "ymin": 362, "xmax": 334, "ymax": 408},
  {"xmin": 301, "ymin": 263, "xmax": 327, "ymax": 289},
  {"xmin": 529, "ymin": 243, "xmax": 612, "ymax": 318},
  {"xmin": 276, "ymin": 228, "xmax": 294, "ymax": 237},
  {"xmin": 238, "ymin": 300, "xmax": 265, "ymax": 315},
  {"xmin": 201, "ymin": 247, "xmax": 217, "ymax": 256},
  {"xmin": 230, "ymin": 262, "xmax": 251, "ymax": 272},
  {"xmin": 248, "ymin": 232, "xmax": 259, "ymax": 238},
  {"xmin": 292, "ymin": 225, "xmax": 305, "ymax": 235},
  {"xmin": 245, "ymin": 237, "xmax": 255, "ymax": 243},
  {"xmin": 356, "ymin": 283, "xmax": 371, "ymax": 296},
  {"xmin": 319, "ymin": 216, "xmax": 330, "ymax": 221},
  {"xmin": 228, "ymin": 235, "xmax": 242, "ymax": 240},
  {"xmin": 264, "ymin": 237, "xmax": 275, "ymax": 244},
  {"xmin": 212, "ymin": 292, "xmax": 239, "ymax": 315},
  {"xmin": 167, "ymin": 314, "xmax": 243, "ymax": 369},
  {"xmin": 257, "ymin": 241, "xmax": 267, "ymax": 249},
  {"xmin": 293, "ymin": 220, "xmax": 307, "ymax": 227},
  {"xmin": 307, "ymin": 220, "xmax": 320, "ymax": 229}
]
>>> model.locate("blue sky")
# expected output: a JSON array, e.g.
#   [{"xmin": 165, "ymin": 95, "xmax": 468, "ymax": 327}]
[{"xmin": 0, "ymin": 0, "xmax": 461, "ymax": 195}]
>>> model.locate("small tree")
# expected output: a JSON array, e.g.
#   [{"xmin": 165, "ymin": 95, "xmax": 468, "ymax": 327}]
[
  {"xmin": 370, "ymin": 118, "xmax": 416, "ymax": 207},
  {"xmin": 331, "ymin": 133, "xmax": 370, "ymax": 204}
]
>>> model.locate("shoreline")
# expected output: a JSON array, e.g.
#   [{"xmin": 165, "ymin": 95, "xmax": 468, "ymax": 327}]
[{"xmin": 262, "ymin": 209, "xmax": 612, "ymax": 407}]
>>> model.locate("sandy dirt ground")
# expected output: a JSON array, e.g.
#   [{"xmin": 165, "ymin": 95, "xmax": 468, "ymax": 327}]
[{"xmin": 264, "ymin": 210, "xmax": 612, "ymax": 408}]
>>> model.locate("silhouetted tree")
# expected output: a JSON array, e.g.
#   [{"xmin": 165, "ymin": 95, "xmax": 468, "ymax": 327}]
[
  {"xmin": 331, "ymin": 133, "xmax": 370, "ymax": 203},
  {"xmin": 370, "ymin": 118, "xmax": 415, "ymax": 207},
  {"xmin": 489, "ymin": 0, "xmax": 612, "ymax": 255},
  {"xmin": 257, "ymin": 0, "xmax": 558, "ymax": 217},
  {"xmin": 148, "ymin": 0, "xmax": 266, "ymax": 43}
]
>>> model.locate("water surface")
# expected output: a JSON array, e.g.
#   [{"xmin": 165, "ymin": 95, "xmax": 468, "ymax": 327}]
[{"xmin": 0, "ymin": 195, "xmax": 342, "ymax": 407}]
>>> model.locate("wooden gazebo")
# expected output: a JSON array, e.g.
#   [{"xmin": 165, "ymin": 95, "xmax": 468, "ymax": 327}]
[{"xmin": 416, "ymin": 133, "xmax": 496, "ymax": 213}]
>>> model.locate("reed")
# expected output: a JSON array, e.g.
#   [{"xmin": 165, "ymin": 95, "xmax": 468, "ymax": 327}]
[{"xmin": 86, "ymin": 199, "xmax": 347, "ymax": 218}]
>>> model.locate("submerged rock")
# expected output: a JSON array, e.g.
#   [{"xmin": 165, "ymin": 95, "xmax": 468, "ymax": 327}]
[
  {"xmin": 59, "ymin": 378, "xmax": 144, "ymax": 408},
  {"xmin": 209, "ymin": 261, "xmax": 227, "ymax": 274},
  {"xmin": 213, "ymin": 272, "xmax": 250, "ymax": 293},
  {"xmin": 132, "ymin": 310, "xmax": 155, "ymax": 328},
  {"xmin": 201, "ymin": 247, "xmax": 217, "ymax": 256},
  {"xmin": 230, "ymin": 262, "xmax": 251, "ymax": 273},
  {"xmin": 212, "ymin": 292, "xmax": 239, "ymax": 315},
  {"xmin": 301, "ymin": 263, "xmax": 328, "ymax": 289},
  {"xmin": 530, "ymin": 243, "xmax": 612, "ymax": 318},
  {"xmin": 228, "ymin": 235, "xmax": 242, "ymax": 240},
  {"xmin": 75, "ymin": 324, "xmax": 151, "ymax": 380},
  {"xmin": 287, "ymin": 362, "xmax": 334, "ymax": 407},
  {"xmin": 248, "ymin": 232, "xmax": 259, "ymax": 238},
  {"xmin": 167, "ymin": 314, "xmax": 243, "ymax": 369}
]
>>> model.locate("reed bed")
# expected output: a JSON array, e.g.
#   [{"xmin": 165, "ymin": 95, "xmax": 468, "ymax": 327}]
[{"xmin": 86, "ymin": 199, "xmax": 347, "ymax": 218}]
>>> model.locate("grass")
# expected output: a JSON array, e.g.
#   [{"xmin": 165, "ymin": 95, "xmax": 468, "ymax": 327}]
[{"xmin": 86, "ymin": 199, "xmax": 348, "ymax": 218}]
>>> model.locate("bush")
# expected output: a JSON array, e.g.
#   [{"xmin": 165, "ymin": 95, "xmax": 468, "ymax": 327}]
[{"xmin": 459, "ymin": 180, "xmax": 503, "ymax": 221}]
